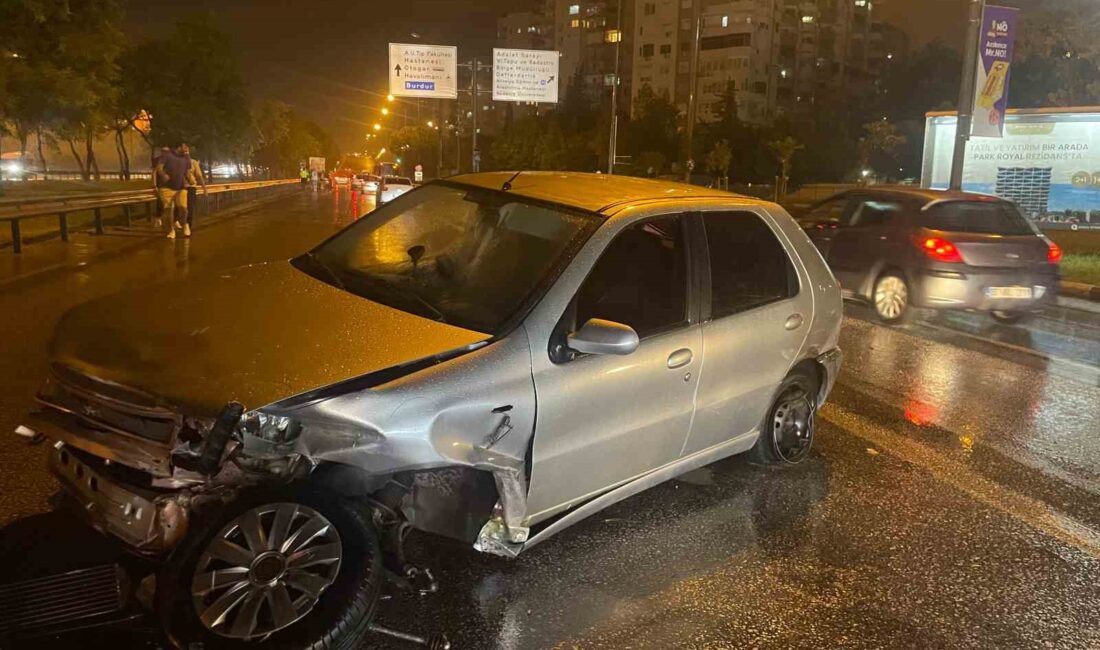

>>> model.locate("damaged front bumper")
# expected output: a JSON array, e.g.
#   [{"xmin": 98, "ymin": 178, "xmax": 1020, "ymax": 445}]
[{"xmin": 48, "ymin": 442, "xmax": 190, "ymax": 553}]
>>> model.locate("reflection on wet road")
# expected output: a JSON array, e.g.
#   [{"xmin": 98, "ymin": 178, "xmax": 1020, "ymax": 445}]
[{"xmin": 0, "ymin": 190, "xmax": 1096, "ymax": 649}]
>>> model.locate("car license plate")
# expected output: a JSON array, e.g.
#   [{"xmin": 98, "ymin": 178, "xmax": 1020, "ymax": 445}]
[{"xmin": 986, "ymin": 286, "xmax": 1032, "ymax": 299}]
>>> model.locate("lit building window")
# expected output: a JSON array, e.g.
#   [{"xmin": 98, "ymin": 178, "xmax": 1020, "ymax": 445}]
[
  {"xmin": 780, "ymin": 68, "xmax": 789, "ymax": 78},
  {"xmin": 605, "ymin": 29, "xmax": 622, "ymax": 43},
  {"xmin": 721, "ymin": 15, "xmax": 729, "ymax": 27},
  {"xmin": 855, "ymin": 0, "xmax": 867, "ymax": 6},
  {"xmin": 801, "ymin": 15, "xmax": 815, "ymax": 23},
  {"xmin": 570, "ymin": 19, "xmax": 580, "ymax": 28},
  {"xmin": 569, "ymin": 4, "xmax": 580, "ymax": 15}
]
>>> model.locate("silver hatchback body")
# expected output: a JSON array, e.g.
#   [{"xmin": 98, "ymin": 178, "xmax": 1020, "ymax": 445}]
[{"xmin": 21, "ymin": 172, "xmax": 842, "ymax": 644}]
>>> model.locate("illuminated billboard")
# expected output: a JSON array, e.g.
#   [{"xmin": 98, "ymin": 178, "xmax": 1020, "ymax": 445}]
[{"xmin": 922, "ymin": 109, "xmax": 1100, "ymax": 226}]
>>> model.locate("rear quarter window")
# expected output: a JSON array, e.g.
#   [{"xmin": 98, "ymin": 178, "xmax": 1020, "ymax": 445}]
[
  {"xmin": 703, "ymin": 212, "xmax": 798, "ymax": 318},
  {"xmin": 923, "ymin": 201, "xmax": 1035, "ymax": 236}
]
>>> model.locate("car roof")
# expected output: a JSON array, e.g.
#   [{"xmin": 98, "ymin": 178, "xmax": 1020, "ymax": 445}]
[
  {"xmin": 832, "ymin": 185, "xmax": 1005, "ymax": 204},
  {"xmin": 448, "ymin": 171, "xmax": 750, "ymax": 214}
]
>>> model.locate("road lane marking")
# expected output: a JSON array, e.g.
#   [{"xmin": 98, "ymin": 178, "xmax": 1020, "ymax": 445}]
[{"xmin": 821, "ymin": 403, "xmax": 1100, "ymax": 559}]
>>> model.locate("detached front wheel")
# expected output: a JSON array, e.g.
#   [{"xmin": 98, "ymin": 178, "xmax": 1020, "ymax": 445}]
[{"xmin": 158, "ymin": 488, "xmax": 382, "ymax": 649}]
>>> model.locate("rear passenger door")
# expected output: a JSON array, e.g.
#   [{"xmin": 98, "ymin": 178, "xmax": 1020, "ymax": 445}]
[
  {"xmin": 826, "ymin": 195, "xmax": 907, "ymax": 296},
  {"xmin": 683, "ymin": 210, "xmax": 811, "ymax": 457}
]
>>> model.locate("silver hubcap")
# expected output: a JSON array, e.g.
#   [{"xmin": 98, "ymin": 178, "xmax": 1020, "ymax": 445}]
[
  {"xmin": 192, "ymin": 503, "xmax": 342, "ymax": 640},
  {"xmin": 772, "ymin": 389, "xmax": 814, "ymax": 463},
  {"xmin": 874, "ymin": 276, "xmax": 908, "ymax": 320}
]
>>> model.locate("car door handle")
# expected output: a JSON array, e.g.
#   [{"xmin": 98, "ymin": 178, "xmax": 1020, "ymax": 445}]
[
  {"xmin": 785, "ymin": 314, "xmax": 804, "ymax": 330},
  {"xmin": 667, "ymin": 348, "xmax": 693, "ymax": 369}
]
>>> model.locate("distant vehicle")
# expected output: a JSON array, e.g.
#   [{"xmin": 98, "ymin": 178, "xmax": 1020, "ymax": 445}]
[
  {"xmin": 356, "ymin": 173, "xmax": 380, "ymax": 193},
  {"xmin": 19, "ymin": 172, "xmax": 841, "ymax": 648},
  {"xmin": 799, "ymin": 187, "xmax": 1061, "ymax": 324},
  {"xmin": 331, "ymin": 168, "xmax": 356, "ymax": 186},
  {"xmin": 378, "ymin": 176, "xmax": 414, "ymax": 204}
]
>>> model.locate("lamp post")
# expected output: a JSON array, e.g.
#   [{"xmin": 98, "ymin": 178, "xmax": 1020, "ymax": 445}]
[{"xmin": 949, "ymin": 0, "xmax": 986, "ymax": 191}]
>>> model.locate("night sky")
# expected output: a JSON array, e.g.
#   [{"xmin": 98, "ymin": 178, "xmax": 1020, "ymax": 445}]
[{"xmin": 126, "ymin": 0, "xmax": 1048, "ymax": 152}]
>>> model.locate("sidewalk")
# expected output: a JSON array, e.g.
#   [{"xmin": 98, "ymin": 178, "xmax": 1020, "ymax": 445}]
[{"xmin": 0, "ymin": 190, "xmax": 294, "ymax": 290}]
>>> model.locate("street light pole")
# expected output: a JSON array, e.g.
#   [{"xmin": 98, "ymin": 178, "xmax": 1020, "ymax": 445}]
[
  {"xmin": 684, "ymin": 1, "xmax": 703, "ymax": 183},
  {"xmin": 949, "ymin": 0, "xmax": 985, "ymax": 191},
  {"xmin": 608, "ymin": 0, "xmax": 623, "ymax": 175},
  {"xmin": 472, "ymin": 58, "xmax": 480, "ymax": 172}
]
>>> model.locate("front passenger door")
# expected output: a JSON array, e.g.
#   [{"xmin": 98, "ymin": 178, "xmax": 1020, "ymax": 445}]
[{"xmin": 525, "ymin": 215, "xmax": 702, "ymax": 521}]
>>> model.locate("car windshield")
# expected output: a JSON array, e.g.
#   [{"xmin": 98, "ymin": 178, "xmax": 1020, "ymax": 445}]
[
  {"xmin": 298, "ymin": 183, "xmax": 598, "ymax": 333},
  {"xmin": 923, "ymin": 201, "xmax": 1036, "ymax": 236}
]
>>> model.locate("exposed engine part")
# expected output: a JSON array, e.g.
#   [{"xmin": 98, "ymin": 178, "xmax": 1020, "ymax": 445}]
[
  {"xmin": 198, "ymin": 401, "xmax": 243, "ymax": 474},
  {"xmin": 171, "ymin": 401, "xmax": 243, "ymax": 475},
  {"xmin": 368, "ymin": 623, "xmax": 451, "ymax": 649}
]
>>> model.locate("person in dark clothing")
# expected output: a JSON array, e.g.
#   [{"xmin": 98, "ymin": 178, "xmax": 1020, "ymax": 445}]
[
  {"xmin": 152, "ymin": 146, "xmax": 170, "ymax": 228},
  {"xmin": 154, "ymin": 143, "xmax": 192, "ymax": 239}
]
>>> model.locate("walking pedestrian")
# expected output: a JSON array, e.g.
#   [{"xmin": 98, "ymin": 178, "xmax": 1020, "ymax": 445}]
[
  {"xmin": 179, "ymin": 143, "xmax": 206, "ymax": 238},
  {"xmin": 152, "ymin": 146, "xmax": 171, "ymax": 228},
  {"xmin": 154, "ymin": 142, "xmax": 191, "ymax": 239},
  {"xmin": 299, "ymin": 167, "xmax": 309, "ymax": 187}
]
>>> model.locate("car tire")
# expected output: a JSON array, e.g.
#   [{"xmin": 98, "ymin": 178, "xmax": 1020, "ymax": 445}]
[
  {"xmin": 749, "ymin": 368, "xmax": 818, "ymax": 466},
  {"xmin": 157, "ymin": 486, "xmax": 382, "ymax": 650},
  {"xmin": 990, "ymin": 310, "xmax": 1030, "ymax": 324},
  {"xmin": 872, "ymin": 271, "xmax": 910, "ymax": 324}
]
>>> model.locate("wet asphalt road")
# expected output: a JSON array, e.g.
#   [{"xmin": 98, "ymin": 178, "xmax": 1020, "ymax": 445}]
[{"xmin": 0, "ymin": 189, "xmax": 1097, "ymax": 649}]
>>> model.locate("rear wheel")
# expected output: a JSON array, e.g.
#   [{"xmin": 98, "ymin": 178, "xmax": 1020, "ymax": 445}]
[
  {"xmin": 991, "ymin": 310, "xmax": 1030, "ymax": 324},
  {"xmin": 750, "ymin": 368, "xmax": 818, "ymax": 466},
  {"xmin": 158, "ymin": 487, "xmax": 382, "ymax": 650},
  {"xmin": 873, "ymin": 272, "xmax": 910, "ymax": 324}
]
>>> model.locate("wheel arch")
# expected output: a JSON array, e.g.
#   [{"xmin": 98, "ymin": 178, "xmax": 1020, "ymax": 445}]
[{"xmin": 308, "ymin": 461, "xmax": 500, "ymax": 545}]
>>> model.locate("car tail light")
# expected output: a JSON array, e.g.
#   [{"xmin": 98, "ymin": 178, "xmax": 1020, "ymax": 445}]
[
  {"xmin": 1046, "ymin": 241, "xmax": 1062, "ymax": 264},
  {"xmin": 916, "ymin": 236, "xmax": 963, "ymax": 263}
]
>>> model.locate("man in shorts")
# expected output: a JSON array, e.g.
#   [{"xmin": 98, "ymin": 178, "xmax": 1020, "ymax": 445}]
[
  {"xmin": 179, "ymin": 143, "xmax": 206, "ymax": 236},
  {"xmin": 155, "ymin": 143, "xmax": 191, "ymax": 239}
]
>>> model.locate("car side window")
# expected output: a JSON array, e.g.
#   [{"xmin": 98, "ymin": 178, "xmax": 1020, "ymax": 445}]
[
  {"xmin": 703, "ymin": 212, "xmax": 798, "ymax": 318},
  {"xmin": 573, "ymin": 216, "xmax": 689, "ymax": 339},
  {"xmin": 847, "ymin": 199, "xmax": 903, "ymax": 228},
  {"xmin": 805, "ymin": 196, "xmax": 850, "ymax": 223}
]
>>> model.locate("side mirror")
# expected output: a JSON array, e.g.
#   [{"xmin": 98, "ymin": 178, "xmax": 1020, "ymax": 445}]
[{"xmin": 566, "ymin": 318, "xmax": 640, "ymax": 356}]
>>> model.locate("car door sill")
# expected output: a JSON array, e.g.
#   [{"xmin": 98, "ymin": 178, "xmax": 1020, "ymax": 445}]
[{"xmin": 521, "ymin": 429, "xmax": 759, "ymax": 553}]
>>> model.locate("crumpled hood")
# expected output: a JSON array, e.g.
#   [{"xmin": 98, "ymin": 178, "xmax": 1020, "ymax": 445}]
[{"xmin": 49, "ymin": 262, "xmax": 490, "ymax": 417}]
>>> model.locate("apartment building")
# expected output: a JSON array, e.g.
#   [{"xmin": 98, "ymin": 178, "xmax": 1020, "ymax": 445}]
[{"xmin": 498, "ymin": 0, "xmax": 883, "ymax": 126}]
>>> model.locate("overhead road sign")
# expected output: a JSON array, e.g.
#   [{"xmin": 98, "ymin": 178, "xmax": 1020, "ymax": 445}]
[
  {"xmin": 389, "ymin": 43, "xmax": 458, "ymax": 99},
  {"xmin": 492, "ymin": 48, "xmax": 559, "ymax": 103}
]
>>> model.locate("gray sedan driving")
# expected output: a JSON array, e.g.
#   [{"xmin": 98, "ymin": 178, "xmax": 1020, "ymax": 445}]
[{"xmin": 19, "ymin": 172, "xmax": 842, "ymax": 648}]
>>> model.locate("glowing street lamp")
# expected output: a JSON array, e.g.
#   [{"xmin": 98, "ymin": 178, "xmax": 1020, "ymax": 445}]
[
  {"xmin": 386, "ymin": 94, "xmax": 395, "ymax": 102},
  {"xmin": 381, "ymin": 107, "xmax": 390, "ymax": 116},
  {"xmin": 373, "ymin": 123, "xmax": 382, "ymax": 132},
  {"xmin": 427, "ymin": 120, "xmax": 434, "ymax": 128}
]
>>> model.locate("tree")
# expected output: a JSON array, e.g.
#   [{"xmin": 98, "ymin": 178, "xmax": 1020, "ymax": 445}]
[
  {"xmin": 1013, "ymin": 0, "xmax": 1100, "ymax": 107},
  {"xmin": 1, "ymin": 0, "xmax": 126, "ymax": 179},
  {"xmin": 129, "ymin": 15, "xmax": 251, "ymax": 168},
  {"xmin": 857, "ymin": 120, "xmax": 906, "ymax": 181},
  {"xmin": 634, "ymin": 151, "xmax": 667, "ymax": 177},
  {"xmin": 768, "ymin": 136, "xmax": 803, "ymax": 197},
  {"xmin": 705, "ymin": 140, "xmax": 732, "ymax": 188},
  {"xmin": 625, "ymin": 85, "xmax": 679, "ymax": 162}
]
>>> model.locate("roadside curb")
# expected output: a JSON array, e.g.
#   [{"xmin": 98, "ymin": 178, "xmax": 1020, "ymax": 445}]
[
  {"xmin": 0, "ymin": 189, "xmax": 296, "ymax": 291},
  {"xmin": 1060, "ymin": 280, "xmax": 1100, "ymax": 303}
]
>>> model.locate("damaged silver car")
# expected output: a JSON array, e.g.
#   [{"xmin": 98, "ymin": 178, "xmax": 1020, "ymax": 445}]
[{"xmin": 19, "ymin": 172, "xmax": 842, "ymax": 648}]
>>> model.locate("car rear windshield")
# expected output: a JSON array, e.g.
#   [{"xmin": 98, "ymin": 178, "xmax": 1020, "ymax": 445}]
[
  {"xmin": 299, "ymin": 183, "xmax": 599, "ymax": 334},
  {"xmin": 923, "ymin": 201, "xmax": 1035, "ymax": 236},
  {"xmin": 385, "ymin": 176, "xmax": 411, "ymax": 185}
]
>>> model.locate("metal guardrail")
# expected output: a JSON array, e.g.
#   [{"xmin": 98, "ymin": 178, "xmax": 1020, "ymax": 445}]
[{"xmin": 0, "ymin": 179, "xmax": 298, "ymax": 254}]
